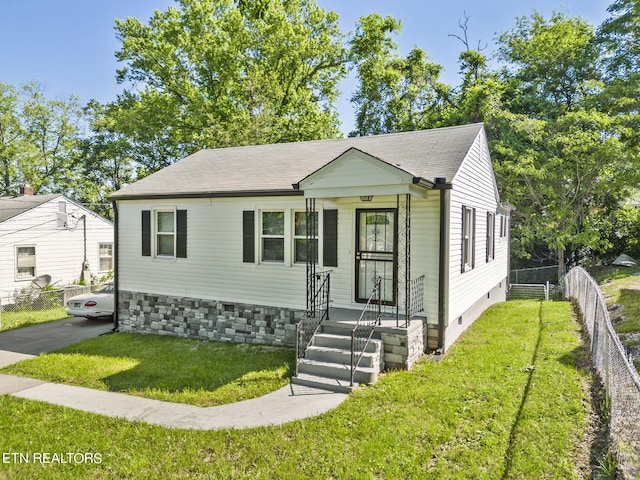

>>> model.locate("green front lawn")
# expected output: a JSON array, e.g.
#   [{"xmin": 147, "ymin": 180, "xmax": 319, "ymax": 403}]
[
  {"xmin": 1, "ymin": 333, "xmax": 294, "ymax": 407},
  {"xmin": 0, "ymin": 300, "xmax": 600, "ymax": 479}
]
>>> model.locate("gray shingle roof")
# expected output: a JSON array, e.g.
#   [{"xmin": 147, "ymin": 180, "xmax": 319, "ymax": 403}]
[
  {"xmin": 0, "ymin": 194, "xmax": 62, "ymax": 223},
  {"xmin": 111, "ymin": 123, "xmax": 484, "ymax": 199}
]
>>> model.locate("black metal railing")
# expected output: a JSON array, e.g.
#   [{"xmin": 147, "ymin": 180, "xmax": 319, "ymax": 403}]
[
  {"xmin": 295, "ymin": 271, "xmax": 330, "ymax": 376},
  {"xmin": 407, "ymin": 274, "xmax": 425, "ymax": 322},
  {"xmin": 351, "ymin": 276, "xmax": 382, "ymax": 386}
]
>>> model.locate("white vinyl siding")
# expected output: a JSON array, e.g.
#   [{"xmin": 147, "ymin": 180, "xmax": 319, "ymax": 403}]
[
  {"xmin": 446, "ymin": 130, "xmax": 509, "ymax": 349},
  {"xmin": 117, "ymin": 193, "xmax": 440, "ymax": 315}
]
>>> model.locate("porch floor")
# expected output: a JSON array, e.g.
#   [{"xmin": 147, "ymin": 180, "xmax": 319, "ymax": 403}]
[{"xmin": 326, "ymin": 307, "xmax": 425, "ymax": 329}]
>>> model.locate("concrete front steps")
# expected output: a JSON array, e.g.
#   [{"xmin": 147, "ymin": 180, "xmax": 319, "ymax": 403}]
[{"xmin": 291, "ymin": 322, "xmax": 384, "ymax": 394}]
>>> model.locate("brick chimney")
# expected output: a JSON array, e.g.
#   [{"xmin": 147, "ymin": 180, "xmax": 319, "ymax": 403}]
[{"xmin": 19, "ymin": 184, "xmax": 34, "ymax": 196}]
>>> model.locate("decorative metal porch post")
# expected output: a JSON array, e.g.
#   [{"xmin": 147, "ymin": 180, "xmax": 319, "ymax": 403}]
[
  {"xmin": 396, "ymin": 194, "xmax": 412, "ymax": 327},
  {"xmin": 306, "ymin": 197, "xmax": 317, "ymax": 316}
]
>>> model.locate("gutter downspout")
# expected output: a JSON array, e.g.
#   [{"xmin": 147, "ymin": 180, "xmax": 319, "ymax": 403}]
[
  {"xmin": 112, "ymin": 200, "xmax": 119, "ymax": 332},
  {"xmin": 436, "ymin": 179, "xmax": 451, "ymax": 352}
]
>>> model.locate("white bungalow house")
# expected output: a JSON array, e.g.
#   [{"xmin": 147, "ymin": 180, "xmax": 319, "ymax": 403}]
[
  {"xmin": 111, "ymin": 123, "xmax": 513, "ymax": 390},
  {"xmin": 0, "ymin": 191, "xmax": 114, "ymax": 303}
]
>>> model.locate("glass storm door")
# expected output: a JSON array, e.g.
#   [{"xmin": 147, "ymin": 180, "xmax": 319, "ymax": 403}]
[{"xmin": 355, "ymin": 209, "xmax": 397, "ymax": 304}]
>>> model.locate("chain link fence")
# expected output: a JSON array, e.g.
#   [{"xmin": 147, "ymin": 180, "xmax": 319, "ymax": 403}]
[
  {"xmin": 0, "ymin": 286, "xmax": 90, "ymax": 312},
  {"xmin": 563, "ymin": 266, "xmax": 640, "ymax": 478}
]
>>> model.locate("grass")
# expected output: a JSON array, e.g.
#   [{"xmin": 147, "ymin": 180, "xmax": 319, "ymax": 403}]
[
  {"xmin": 0, "ymin": 300, "xmax": 598, "ymax": 479},
  {"xmin": 598, "ymin": 269, "xmax": 640, "ymax": 334},
  {"xmin": 0, "ymin": 307, "xmax": 69, "ymax": 332},
  {"xmin": 0, "ymin": 333, "xmax": 294, "ymax": 407}
]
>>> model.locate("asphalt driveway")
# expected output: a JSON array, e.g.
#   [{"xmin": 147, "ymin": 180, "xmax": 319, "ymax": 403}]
[{"xmin": 0, "ymin": 316, "xmax": 113, "ymax": 356}]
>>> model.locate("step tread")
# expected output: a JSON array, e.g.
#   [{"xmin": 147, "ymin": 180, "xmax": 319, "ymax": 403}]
[
  {"xmin": 307, "ymin": 345, "xmax": 378, "ymax": 357},
  {"xmin": 291, "ymin": 373, "xmax": 356, "ymax": 393},
  {"xmin": 298, "ymin": 357, "xmax": 377, "ymax": 373}
]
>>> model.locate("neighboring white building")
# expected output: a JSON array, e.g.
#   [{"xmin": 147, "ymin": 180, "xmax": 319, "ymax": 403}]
[
  {"xmin": 0, "ymin": 192, "xmax": 114, "ymax": 301},
  {"xmin": 111, "ymin": 123, "xmax": 513, "ymax": 359}
]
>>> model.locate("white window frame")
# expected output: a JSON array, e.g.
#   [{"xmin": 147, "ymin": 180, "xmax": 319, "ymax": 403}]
[
  {"xmin": 15, "ymin": 245, "xmax": 36, "ymax": 280},
  {"xmin": 462, "ymin": 206, "xmax": 475, "ymax": 272},
  {"xmin": 500, "ymin": 215, "xmax": 508, "ymax": 239},
  {"xmin": 293, "ymin": 210, "xmax": 320, "ymax": 265},
  {"xmin": 486, "ymin": 212, "xmax": 495, "ymax": 262},
  {"xmin": 98, "ymin": 242, "xmax": 113, "ymax": 272},
  {"xmin": 154, "ymin": 208, "xmax": 176, "ymax": 258},
  {"xmin": 57, "ymin": 201, "xmax": 68, "ymax": 229},
  {"xmin": 260, "ymin": 211, "xmax": 286, "ymax": 263}
]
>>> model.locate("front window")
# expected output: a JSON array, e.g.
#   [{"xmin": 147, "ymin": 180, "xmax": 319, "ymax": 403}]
[
  {"xmin": 99, "ymin": 243, "xmax": 113, "ymax": 271},
  {"xmin": 294, "ymin": 211, "xmax": 318, "ymax": 263},
  {"xmin": 156, "ymin": 210, "xmax": 175, "ymax": 257},
  {"xmin": 261, "ymin": 212, "xmax": 285, "ymax": 262},
  {"xmin": 16, "ymin": 246, "xmax": 36, "ymax": 279}
]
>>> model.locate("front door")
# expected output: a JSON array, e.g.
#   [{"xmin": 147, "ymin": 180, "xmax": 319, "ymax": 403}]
[{"xmin": 355, "ymin": 209, "xmax": 397, "ymax": 304}]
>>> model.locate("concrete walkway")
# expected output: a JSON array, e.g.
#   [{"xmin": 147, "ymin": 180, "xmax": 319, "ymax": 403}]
[{"xmin": 0, "ymin": 349, "xmax": 348, "ymax": 430}]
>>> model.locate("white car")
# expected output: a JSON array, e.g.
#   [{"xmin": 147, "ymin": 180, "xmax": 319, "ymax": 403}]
[{"xmin": 66, "ymin": 283, "xmax": 114, "ymax": 320}]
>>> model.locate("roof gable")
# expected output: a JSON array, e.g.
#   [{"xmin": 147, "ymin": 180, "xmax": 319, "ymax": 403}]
[
  {"xmin": 296, "ymin": 148, "xmax": 424, "ymax": 198},
  {"xmin": 0, "ymin": 194, "xmax": 62, "ymax": 224}
]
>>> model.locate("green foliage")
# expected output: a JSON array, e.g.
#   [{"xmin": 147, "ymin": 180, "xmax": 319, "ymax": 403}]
[
  {"xmin": 0, "ymin": 81, "xmax": 83, "ymax": 197},
  {"xmin": 348, "ymin": 13, "xmax": 450, "ymax": 136},
  {"xmin": 486, "ymin": 11, "xmax": 640, "ymax": 270},
  {"xmin": 110, "ymin": 0, "xmax": 347, "ymax": 172}
]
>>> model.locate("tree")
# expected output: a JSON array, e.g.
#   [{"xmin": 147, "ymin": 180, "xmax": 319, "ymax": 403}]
[
  {"xmin": 348, "ymin": 13, "xmax": 450, "ymax": 136},
  {"xmin": 111, "ymin": 0, "xmax": 348, "ymax": 173},
  {"xmin": 487, "ymin": 11, "xmax": 639, "ymax": 279},
  {"xmin": 0, "ymin": 81, "xmax": 84, "ymax": 197}
]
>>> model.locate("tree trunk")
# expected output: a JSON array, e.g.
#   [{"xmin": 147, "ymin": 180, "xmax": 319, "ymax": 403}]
[{"xmin": 557, "ymin": 248, "xmax": 565, "ymax": 284}]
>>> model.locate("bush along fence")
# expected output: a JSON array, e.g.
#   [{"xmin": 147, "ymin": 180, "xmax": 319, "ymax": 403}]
[
  {"xmin": 0, "ymin": 286, "xmax": 90, "ymax": 312},
  {"xmin": 563, "ymin": 266, "xmax": 640, "ymax": 478}
]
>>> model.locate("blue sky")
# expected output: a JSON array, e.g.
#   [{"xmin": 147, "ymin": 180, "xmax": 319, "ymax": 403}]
[{"xmin": 0, "ymin": 0, "xmax": 611, "ymax": 134}]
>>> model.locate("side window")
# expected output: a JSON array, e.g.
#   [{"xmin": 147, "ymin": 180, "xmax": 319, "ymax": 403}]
[
  {"xmin": 99, "ymin": 243, "xmax": 113, "ymax": 271},
  {"xmin": 57, "ymin": 201, "xmax": 68, "ymax": 229},
  {"xmin": 461, "ymin": 206, "xmax": 475, "ymax": 273},
  {"xmin": 16, "ymin": 246, "xmax": 36, "ymax": 279},
  {"xmin": 486, "ymin": 212, "xmax": 495, "ymax": 262},
  {"xmin": 156, "ymin": 210, "xmax": 176, "ymax": 257}
]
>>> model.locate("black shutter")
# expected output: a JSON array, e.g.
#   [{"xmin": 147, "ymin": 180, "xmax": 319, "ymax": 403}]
[
  {"xmin": 142, "ymin": 210, "xmax": 151, "ymax": 257},
  {"xmin": 176, "ymin": 210, "xmax": 187, "ymax": 258},
  {"xmin": 243, "ymin": 211, "xmax": 255, "ymax": 263},
  {"xmin": 323, "ymin": 210, "xmax": 338, "ymax": 267},
  {"xmin": 471, "ymin": 208, "xmax": 476, "ymax": 269},
  {"xmin": 460, "ymin": 206, "xmax": 466, "ymax": 273}
]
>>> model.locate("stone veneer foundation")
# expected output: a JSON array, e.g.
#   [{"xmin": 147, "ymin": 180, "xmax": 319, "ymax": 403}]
[
  {"xmin": 118, "ymin": 290, "xmax": 425, "ymax": 371},
  {"xmin": 118, "ymin": 290, "xmax": 305, "ymax": 346}
]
